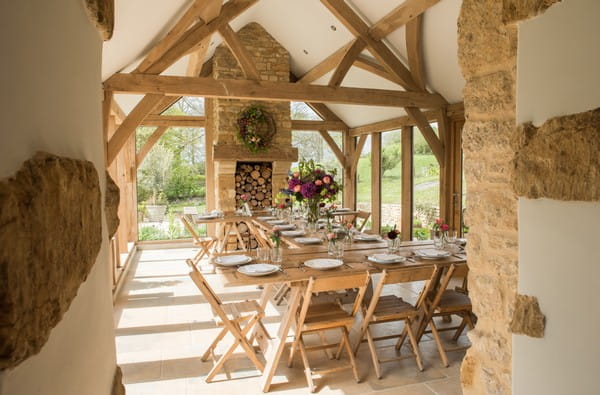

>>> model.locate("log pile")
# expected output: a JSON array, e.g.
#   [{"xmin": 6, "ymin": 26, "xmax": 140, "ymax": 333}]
[
  {"xmin": 234, "ymin": 162, "xmax": 273, "ymax": 250},
  {"xmin": 235, "ymin": 162, "xmax": 273, "ymax": 209}
]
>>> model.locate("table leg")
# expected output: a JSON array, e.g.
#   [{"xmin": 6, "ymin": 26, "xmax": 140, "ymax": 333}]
[{"xmin": 260, "ymin": 287, "xmax": 302, "ymax": 393}]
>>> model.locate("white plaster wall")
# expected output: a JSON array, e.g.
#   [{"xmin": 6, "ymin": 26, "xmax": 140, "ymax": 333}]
[
  {"xmin": 0, "ymin": 1, "xmax": 117, "ymax": 394},
  {"xmin": 516, "ymin": 0, "xmax": 600, "ymax": 126},
  {"xmin": 515, "ymin": 1, "xmax": 600, "ymax": 394},
  {"xmin": 515, "ymin": 199, "xmax": 600, "ymax": 395}
]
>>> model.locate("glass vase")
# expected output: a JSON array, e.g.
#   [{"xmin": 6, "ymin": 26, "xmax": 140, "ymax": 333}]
[
  {"xmin": 271, "ymin": 245, "xmax": 283, "ymax": 263},
  {"xmin": 431, "ymin": 230, "xmax": 447, "ymax": 249},
  {"xmin": 306, "ymin": 198, "xmax": 320, "ymax": 233},
  {"xmin": 387, "ymin": 238, "xmax": 400, "ymax": 253},
  {"xmin": 328, "ymin": 241, "xmax": 344, "ymax": 258}
]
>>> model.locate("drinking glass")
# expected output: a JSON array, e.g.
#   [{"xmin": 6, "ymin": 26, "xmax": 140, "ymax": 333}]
[
  {"xmin": 447, "ymin": 230, "xmax": 458, "ymax": 244},
  {"xmin": 271, "ymin": 246, "xmax": 283, "ymax": 263},
  {"xmin": 256, "ymin": 247, "xmax": 270, "ymax": 263},
  {"xmin": 329, "ymin": 241, "xmax": 344, "ymax": 258}
]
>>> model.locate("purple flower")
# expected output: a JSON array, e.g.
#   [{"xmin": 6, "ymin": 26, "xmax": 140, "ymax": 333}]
[
  {"xmin": 301, "ymin": 182, "xmax": 317, "ymax": 198},
  {"xmin": 288, "ymin": 178, "xmax": 302, "ymax": 191}
]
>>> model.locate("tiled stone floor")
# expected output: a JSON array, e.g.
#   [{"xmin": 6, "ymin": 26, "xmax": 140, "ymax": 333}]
[{"xmin": 114, "ymin": 248, "xmax": 467, "ymax": 395}]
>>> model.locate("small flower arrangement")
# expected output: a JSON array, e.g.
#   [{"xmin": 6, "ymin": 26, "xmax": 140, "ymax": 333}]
[
  {"xmin": 341, "ymin": 220, "xmax": 354, "ymax": 231},
  {"xmin": 432, "ymin": 218, "xmax": 449, "ymax": 232},
  {"xmin": 269, "ymin": 227, "xmax": 282, "ymax": 247},
  {"xmin": 387, "ymin": 224, "xmax": 400, "ymax": 240}
]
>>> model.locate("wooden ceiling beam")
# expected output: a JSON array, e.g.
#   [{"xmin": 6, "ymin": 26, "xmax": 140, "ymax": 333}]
[
  {"xmin": 134, "ymin": 0, "xmax": 209, "ymax": 73},
  {"xmin": 354, "ymin": 55, "xmax": 403, "ymax": 85},
  {"xmin": 136, "ymin": 126, "xmax": 169, "ymax": 167},
  {"xmin": 320, "ymin": 0, "xmax": 418, "ymax": 91},
  {"xmin": 186, "ymin": 0, "xmax": 223, "ymax": 77},
  {"xmin": 291, "ymin": 120, "xmax": 348, "ymax": 131},
  {"xmin": 141, "ymin": 115, "xmax": 206, "ymax": 127},
  {"xmin": 144, "ymin": 0, "xmax": 258, "ymax": 75},
  {"xmin": 218, "ymin": 23, "xmax": 260, "ymax": 80},
  {"xmin": 318, "ymin": 130, "xmax": 346, "ymax": 166},
  {"xmin": 106, "ymin": 93, "xmax": 164, "ymax": 165},
  {"xmin": 297, "ymin": 41, "xmax": 354, "ymax": 84},
  {"xmin": 105, "ymin": 73, "xmax": 447, "ymax": 108},
  {"xmin": 405, "ymin": 106, "xmax": 443, "ymax": 163},
  {"xmin": 370, "ymin": 0, "xmax": 441, "ymax": 40},
  {"xmin": 328, "ymin": 38, "xmax": 367, "ymax": 87},
  {"xmin": 406, "ymin": 15, "xmax": 426, "ymax": 90}
]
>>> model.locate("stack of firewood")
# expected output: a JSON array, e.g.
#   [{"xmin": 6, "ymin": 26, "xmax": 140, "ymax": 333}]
[{"xmin": 235, "ymin": 162, "xmax": 273, "ymax": 209}]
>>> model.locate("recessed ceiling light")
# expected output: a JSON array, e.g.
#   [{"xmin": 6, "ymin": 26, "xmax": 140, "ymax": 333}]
[
  {"xmin": 303, "ymin": 49, "xmax": 309, "ymax": 55},
  {"xmin": 330, "ymin": 25, "xmax": 337, "ymax": 31}
]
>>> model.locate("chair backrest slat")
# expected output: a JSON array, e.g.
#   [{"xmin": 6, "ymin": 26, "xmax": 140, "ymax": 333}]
[
  {"xmin": 353, "ymin": 210, "xmax": 371, "ymax": 232},
  {"xmin": 180, "ymin": 214, "xmax": 201, "ymax": 243}
]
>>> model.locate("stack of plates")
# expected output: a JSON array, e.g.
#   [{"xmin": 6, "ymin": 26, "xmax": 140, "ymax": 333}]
[
  {"xmin": 282, "ymin": 229, "xmax": 304, "ymax": 237},
  {"xmin": 367, "ymin": 254, "xmax": 406, "ymax": 264},
  {"xmin": 294, "ymin": 237, "xmax": 323, "ymax": 244},
  {"xmin": 414, "ymin": 249, "xmax": 451, "ymax": 259},
  {"xmin": 304, "ymin": 259, "xmax": 343, "ymax": 270},
  {"xmin": 354, "ymin": 233, "xmax": 382, "ymax": 241},
  {"xmin": 237, "ymin": 264, "xmax": 280, "ymax": 277},
  {"xmin": 257, "ymin": 216, "xmax": 276, "ymax": 221},
  {"xmin": 215, "ymin": 255, "xmax": 252, "ymax": 266},
  {"xmin": 275, "ymin": 224, "xmax": 296, "ymax": 230},
  {"xmin": 198, "ymin": 213, "xmax": 218, "ymax": 220}
]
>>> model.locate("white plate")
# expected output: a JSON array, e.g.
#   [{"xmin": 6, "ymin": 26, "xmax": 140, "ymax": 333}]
[
  {"xmin": 368, "ymin": 254, "xmax": 406, "ymax": 264},
  {"xmin": 304, "ymin": 259, "xmax": 344, "ymax": 270},
  {"xmin": 198, "ymin": 214, "xmax": 218, "ymax": 220},
  {"xmin": 257, "ymin": 216, "xmax": 276, "ymax": 221},
  {"xmin": 267, "ymin": 219, "xmax": 287, "ymax": 225},
  {"xmin": 414, "ymin": 249, "xmax": 451, "ymax": 259},
  {"xmin": 354, "ymin": 234, "xmax": 382, "ymax": 241},
  {"xmin": 282, "ymin": 230, "xmax": 304, "ymax": 237},
  {"xmin": 456, "ymin": 238, "xmax": 467, "ymax": 246},
  {"xmin": 294, "ymin": 237, "xmax": 323, "ymax": 244},
  {"xmin": 274, "ymin": 224, "xmax": 296, "ymax": 230},
  {"xmin": 237, "ymin": 264, "xmax": 280, "ymax": 277},
  {"xmin": 215, "ymin": 255, "xmax": 252, "ymax": 266}
]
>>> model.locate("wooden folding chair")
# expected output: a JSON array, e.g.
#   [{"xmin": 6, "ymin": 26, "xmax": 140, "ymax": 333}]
[
  {"xmin": 287, "ymin": 273, "xmax": 370, "ymax": 393},
  {"xmin": 354, "ymin": 266, "xmax": 440, "ymax": 378},
  {"xmin": 351, "ymin": 210, "xmax": 371, "ymax": 232},
  {"xmin": 187, "ymin": 261, "xmax": 270, "ymax": 382},
  {"xmin": 417, "ymin": 263, "xmax": 475, "ymax": 367},
  {"xmin": 180, "ymin": 214, "xmax": 216, "ymax": 265}
]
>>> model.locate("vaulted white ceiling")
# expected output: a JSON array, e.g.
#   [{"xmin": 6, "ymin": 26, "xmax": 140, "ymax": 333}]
[{"xmin": 103, "ymin": 0, "xmax": 464, "ymax": 128}]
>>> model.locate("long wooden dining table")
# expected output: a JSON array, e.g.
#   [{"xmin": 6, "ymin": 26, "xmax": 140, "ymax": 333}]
[{"xmin": 210, "ymin": 214, "xmax": 467, "ymax": 392}]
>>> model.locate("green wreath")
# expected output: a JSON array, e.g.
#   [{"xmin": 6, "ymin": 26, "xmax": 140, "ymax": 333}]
[{"xmin": 236, "ymin": 105, "xmax": 276, "ymax": 153}]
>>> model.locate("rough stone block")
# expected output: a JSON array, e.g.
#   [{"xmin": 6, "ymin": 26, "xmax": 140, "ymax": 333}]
[
  {"xmin": 510, "ymin": 294, "xmax": 546, "ymax": 338},
  {"xmin": 0, "ymin": 152, "xmax": 102, "ymax": 369},
  {"xmin": 83, "ymin": 0, "xmax": 114, "ymax": 40},
  {"xmin": 512, "ymin": 108, "xmax": 600, "ymax": 201},
  {"xmin": 503, "ymin": 0, "xmax": 561, "ymax": 24}
]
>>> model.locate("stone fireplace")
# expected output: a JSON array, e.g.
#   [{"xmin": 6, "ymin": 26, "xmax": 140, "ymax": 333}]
[{"xmin": 210, "ymin": 23, "xmax": 298, "ymax": 213}]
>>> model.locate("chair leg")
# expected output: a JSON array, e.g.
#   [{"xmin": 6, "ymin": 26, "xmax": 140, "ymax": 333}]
[
  {"xmin": 201, "ymin": 327, "xmax": 228, "ymax": 362},
  {"xmin": 341, "ymin": 327, "xmax": 360, "ymax": 383},
  {"xmin": 404, "ymin": 320, "xmax": 424, "ymax": 372},
  {"xmin": 452, "ymin": 316, "xmax": 468, "ymax": 341},
  {"xmin": 298, "ymin": 337, "xmax": 316, "ymax": 393},
  {"xmin": 429, "ymin": 320, "xmax": 449, "ymax": 368},
  {"xmin": 205, "ymin": 338, "xmax": 242, "ymax": 383},
  {"xmin": 395, "ymin": 326, "xmax": 408, "ymax": 351},
  {"xmin": 365, "ymin": 326, "xmax": 382, "ymax": 379},
  {"xmin": 288, "ymin": 335, "xmax": 299, "ymax": 368}
]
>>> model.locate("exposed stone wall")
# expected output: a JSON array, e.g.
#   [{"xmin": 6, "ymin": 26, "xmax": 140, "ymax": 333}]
[
  {"xmin": 212, "ymin": 22, "xmax": 294, "ymax": 212},
  {"xmin": 105, "ymin": 171, "xmax": 120, "ymax": 239},
  {"xmin": 458, "ymin": 1, "xmax": 562, "ymax": 393},
  {"xmin": 0, "ymin": 152, "xmax": 102, "ymax": 369},
  {"xmin": 513, "ymin": 108, "xmax": 600, "ymax": 201}
]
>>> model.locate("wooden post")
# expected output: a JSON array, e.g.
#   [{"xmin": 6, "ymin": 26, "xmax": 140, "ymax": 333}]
[
  {"xmin": 343, "ymin": 131, "xmax": 355, "ymax": 209},
  {"xmin": 205, "ymin": 98, "xmax": 216, "ymax": 237},
  {"xmin": 401, "ymin": 126, "xmax": 413, "ymax": 241},
  {"xmin": 370, "ymin": 133, "xmax": 381, "ymax": 233}
]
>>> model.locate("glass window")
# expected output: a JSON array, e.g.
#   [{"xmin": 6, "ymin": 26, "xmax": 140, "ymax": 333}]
[
  {"xmin": 291, "ymin": 130, "xmax": 344, "ymax": 204},
  {"xmin": 412, "ymin": 122, "xmax": 440, "ymax": 240},
  {"xmin": 356, "ymin": 136, "xmax": 372, "ymax": 230},
  {"xmin": 290, "ymin": 102, "xmax": 322, "ymax": 120},
  {"xmin": 161, "ymin": 97, "xmax": 205, "ymax": 116},
  {"xmin": 380, "ymin": 130, "xmax": 402, "ymax": 235},
  {"xmin": 136, "ymin": 126, "xmax": 207, "ymax": 240}
]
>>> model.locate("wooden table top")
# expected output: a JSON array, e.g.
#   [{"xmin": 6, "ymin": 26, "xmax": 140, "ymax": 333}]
[{"xmin": 213, "ymin": 243, "xmax": 466, "ymax": 288}]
